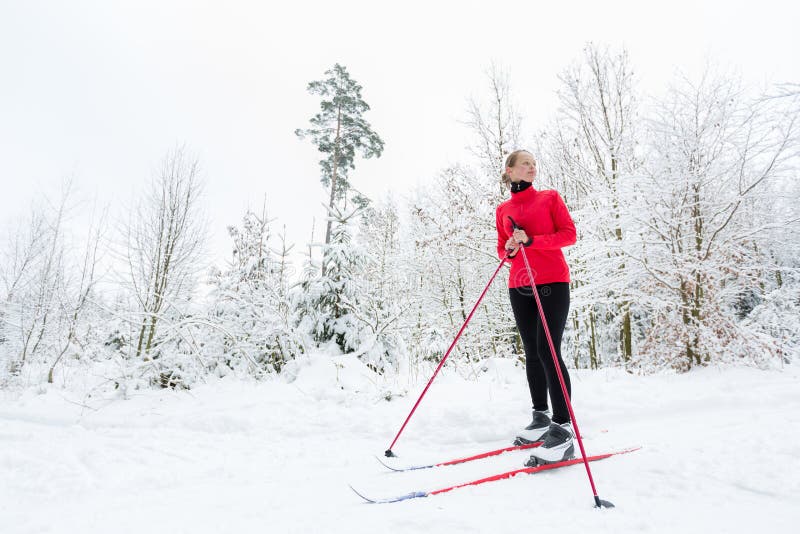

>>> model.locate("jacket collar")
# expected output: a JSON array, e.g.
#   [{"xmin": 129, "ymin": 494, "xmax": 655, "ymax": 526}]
[{"xmin": 510, "ymin": 184, "xmax": 536, "ymax": 203}]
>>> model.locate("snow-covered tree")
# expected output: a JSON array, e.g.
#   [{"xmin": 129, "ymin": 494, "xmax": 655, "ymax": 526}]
[
  {"xmin": 349, "ymin": 196, "xmax": 411, "ymax": 372},
  {"xmin": 293, "ymin": 204, "xmax": 369, "ymax": 354},
  {"xmin": 47, "ymin": 207, "xmax": 106, "ymax": 383},
  {"xmin": 0, "ymin": 185, "xmax": 109, "ymax": 387},
  {"xmin": 393, "ymin": 65, "xmax": 529, "ymax": 372},
  {"xmin": 633, "ymin": 70, "xmax": 799, "ymax": 370},
  {"xmin": 116, "ymin": 146, "xmax": 207, "ymax": 387},
  {"xmin": 404, "ymin": 164, "xmax": 514, "ymax": 371},
  {"xmin": 205, "ymin": 204, "xmax": 302, "ymax": 377},
  {"xmin": 0, "ymin": 200, "xmax": 63, "ymax": 380},
  {"xmin": 465, "ymin": 61, "xmax": 523, "ymax": 198},
  {"xmin": 538, "ymin": 44, "xmax": 643, "ymax": 368}
]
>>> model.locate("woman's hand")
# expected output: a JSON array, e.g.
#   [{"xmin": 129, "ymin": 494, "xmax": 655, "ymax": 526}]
[
  {"xmin": 505, "ymin": 236, "xmax": 520, "ymax": 257},
  {"xmin": 513, "ymin": 228, "xmax": 531, "ymax": 246}
]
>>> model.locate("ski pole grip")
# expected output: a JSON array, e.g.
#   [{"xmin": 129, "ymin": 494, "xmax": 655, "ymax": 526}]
[{"xmin": 508, "ymin": 215, "xmax": 533, "ymax": 247}]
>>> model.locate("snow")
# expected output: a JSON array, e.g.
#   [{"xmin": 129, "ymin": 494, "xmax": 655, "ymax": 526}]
[{"xmin": 2, "ymin": 355, "xmax": 799, "ymax": 533}]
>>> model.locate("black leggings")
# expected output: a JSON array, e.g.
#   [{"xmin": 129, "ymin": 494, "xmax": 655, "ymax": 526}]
[{"xmin": 509, "ymin": 283, "xmax": 572, "ymax": 424}]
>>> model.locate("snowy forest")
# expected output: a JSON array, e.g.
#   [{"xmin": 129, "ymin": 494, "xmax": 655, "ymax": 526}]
[{"xmin": 2, "ymin": 44, "xmax": 799, "ymax": 394}]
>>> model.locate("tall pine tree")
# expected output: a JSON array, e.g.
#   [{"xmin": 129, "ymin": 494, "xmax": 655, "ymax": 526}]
[{"xmin": 295, "ymin": 63, "xmax": 384, "ymax": 262}]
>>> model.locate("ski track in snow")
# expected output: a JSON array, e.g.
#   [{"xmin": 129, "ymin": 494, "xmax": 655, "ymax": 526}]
[{"xmin": 1, "ymin": 356, "xmax": 799, "ymax": 534}]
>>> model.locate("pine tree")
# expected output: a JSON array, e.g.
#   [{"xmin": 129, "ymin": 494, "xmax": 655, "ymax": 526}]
[
  {"xmin": 293, "ymin": 204, "xmax": 367, "ymax": 354},
  {"xmin": 206, "ymin": 205, "xmax": 301, "ymax": 376},
  {"xmin": 295, "ymin": 63, "xmax": 384, "ymax": 259}
]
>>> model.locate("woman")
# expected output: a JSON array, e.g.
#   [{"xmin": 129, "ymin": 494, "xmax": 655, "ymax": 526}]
[{"xmin": 495, "ymin": 150, "xmax": 577, "ymax": 466}]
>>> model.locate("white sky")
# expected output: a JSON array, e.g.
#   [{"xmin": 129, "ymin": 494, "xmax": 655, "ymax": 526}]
[{"xmin": 1, "ymin": 0, "xmax": 798, "ymax": 270}]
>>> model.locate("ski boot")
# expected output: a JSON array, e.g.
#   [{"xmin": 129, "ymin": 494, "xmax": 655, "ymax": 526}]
[
  {"xmin": 525, "ymin": 422, "xmax": 575, "ymax": 466},
  {"xmin": 513, "ymin": 409, "xmax": 551, "ymax": 446}
]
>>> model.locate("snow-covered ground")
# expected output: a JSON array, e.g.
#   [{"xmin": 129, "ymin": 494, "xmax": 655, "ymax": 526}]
[{"xmin": 2, "ymin": 355, "xmax": 798, "ymax": 534}]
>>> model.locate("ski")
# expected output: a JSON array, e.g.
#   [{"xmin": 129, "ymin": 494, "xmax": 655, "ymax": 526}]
[
  {"xmin": 351, "ymin": 446, "xmax": 640, "ymax": 504},
  {"xmin": 375, "ymin": 441, "xmax": 542, "ymax": 472}
]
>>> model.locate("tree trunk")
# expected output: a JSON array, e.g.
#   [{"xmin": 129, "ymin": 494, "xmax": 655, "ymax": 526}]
[
  {"xmin": 136, "ymin": 320, "xmax": 148, "ymax": 358},
  {"xmin": 621, "ymin": 303, "xmax": 632, "ymax": 364},
  {"xmin": 322, "ymin": 105, "xmax": 343, "ymax": 277},
  {"xmin": 589, "ymin": 308, "xmax": 599, "ymax": 369}
]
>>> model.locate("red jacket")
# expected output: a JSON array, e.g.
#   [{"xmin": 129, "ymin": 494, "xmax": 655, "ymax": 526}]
[{"xmin": 495, "ymin": 186, "xmax": 577, "ymax": 288}]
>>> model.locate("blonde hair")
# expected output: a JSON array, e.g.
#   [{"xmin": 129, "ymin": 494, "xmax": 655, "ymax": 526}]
[{"xmin": 501, "ymin": 150, "xmax": 537, "ymax": 188}]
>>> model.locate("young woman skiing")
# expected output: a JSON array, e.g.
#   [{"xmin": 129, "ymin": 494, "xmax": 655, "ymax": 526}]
[{"xmin": 495, "ymin": 150, "xmax": 578, "ymax": 466}]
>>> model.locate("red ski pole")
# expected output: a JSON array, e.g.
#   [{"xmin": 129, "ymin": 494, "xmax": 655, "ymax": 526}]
[
  {"xmin": 385, "ymin": 254, "xmax": 508, "ymax": 457},
  {"xmin": 511, "ymin": 216, "xmax": 614, "ymax": 508}
]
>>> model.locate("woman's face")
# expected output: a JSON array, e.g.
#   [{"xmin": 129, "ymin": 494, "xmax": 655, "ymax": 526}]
[{"xmin": 506, "ymin": 153, "xmax": 537, "ymax": 183}]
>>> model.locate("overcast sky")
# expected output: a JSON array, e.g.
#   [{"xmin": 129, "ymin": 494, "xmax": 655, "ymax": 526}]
[{"xmin": 1, "ymin": 0, "xmax": 798, "ymax": 270}]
